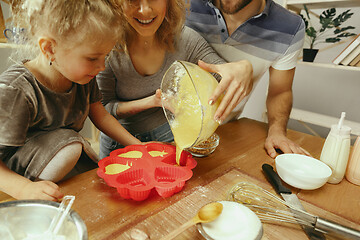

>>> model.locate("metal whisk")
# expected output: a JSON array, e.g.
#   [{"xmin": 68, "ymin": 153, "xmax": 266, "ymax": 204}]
[
  {"xmin": 228, "ymin": 182, "xmax": 312, "ymax": 226},
  {"xmin": 227, "ymin": 182, "xmax": 360, "ymax": 240}
]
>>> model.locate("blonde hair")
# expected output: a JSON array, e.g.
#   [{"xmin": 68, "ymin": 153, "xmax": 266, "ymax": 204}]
[
  {"xmin": 114, "ymin": 0, "xmax": 185, "ymax": 53},
  {"xmin": 10, "ymin": 0, "xmax": 122, "ymax": 59}
]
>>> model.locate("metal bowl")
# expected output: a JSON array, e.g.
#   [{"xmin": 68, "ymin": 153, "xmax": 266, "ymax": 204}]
[{"xmin": 0, "ymin": 200, "xmax": 87, "ymax": 240}]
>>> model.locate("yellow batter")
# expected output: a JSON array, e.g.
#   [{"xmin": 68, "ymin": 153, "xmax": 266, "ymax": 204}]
[
  {"xmin": 168, "ymin": 62, "xmax": 220, "ymax": 164},
  {"xmin": 148, "ymin": 150, "xmax": 168, "ymax": 157},
  {"xmin": 118, "ymin": 151, "xmax": 143, "ymax": 158},
  {"xmin": 105, "ymin": 162, "xmax": 132, "ymax": 175}
]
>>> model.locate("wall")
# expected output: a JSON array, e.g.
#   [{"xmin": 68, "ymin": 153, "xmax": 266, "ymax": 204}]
[{"xmin": 0, "ymin": 2, "xmax": 12, "ymax": 73}]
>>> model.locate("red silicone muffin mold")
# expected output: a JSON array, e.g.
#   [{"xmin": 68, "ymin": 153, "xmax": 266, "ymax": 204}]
[{"xmin": 97, "ymin": 143, "xmax": 197, "ymax": 201}]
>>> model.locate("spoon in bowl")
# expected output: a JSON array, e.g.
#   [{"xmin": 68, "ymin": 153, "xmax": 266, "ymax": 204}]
[
  {"xmin": 23, "ymin": 195, "xmax": 75, "ymax": 240},
  {"xmin": 160, "ymin": 202, "xmax": 223, "ymax": 240}
]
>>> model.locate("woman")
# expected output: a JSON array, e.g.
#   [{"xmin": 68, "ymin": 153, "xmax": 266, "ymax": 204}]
[{"xmin": 97, "ymin": 0, "xmax": 253, "ymax": 158}]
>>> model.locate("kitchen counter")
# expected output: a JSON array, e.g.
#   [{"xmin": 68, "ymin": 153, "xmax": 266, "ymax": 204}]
[{"xmin": 1, "ymin": 118, "xmax": 359, "ymax": 239}]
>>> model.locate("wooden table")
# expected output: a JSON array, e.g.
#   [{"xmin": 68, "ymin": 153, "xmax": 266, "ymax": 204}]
[{"xmin": 1, "ymin": 118, "xmax": 359, "ymax": 239}]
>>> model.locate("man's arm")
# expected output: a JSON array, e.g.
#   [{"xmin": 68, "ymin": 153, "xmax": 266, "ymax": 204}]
[{"xmin": 265, "ymin": 67, "xmax": 310, "ymax": 158}]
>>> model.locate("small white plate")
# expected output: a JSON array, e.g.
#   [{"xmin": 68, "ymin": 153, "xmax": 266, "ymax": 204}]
[{"xmin": 197, "ymin": 201, "xmax": 262, "ymax": 240}]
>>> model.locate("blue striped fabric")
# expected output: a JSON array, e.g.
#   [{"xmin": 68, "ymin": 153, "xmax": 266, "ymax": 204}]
[
  {"xmin": 186, "ymin": 0, "xmax": 305, "ymax": 68},
  {"xmin": 185, "ymin": 0, "xmax": 305, "ymax": 122}
]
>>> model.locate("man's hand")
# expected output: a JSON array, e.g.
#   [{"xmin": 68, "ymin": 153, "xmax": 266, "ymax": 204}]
[
  {"xmin": 198, "ymin": 59, "xmax": 253, "ymax": 123},
  {"xmin": 17, "ymin": 181, "xmax": 64, "ymax": 201},
  {"xmin": 265, "ymin": 131, "xmax": 311, "ymax": 158}
]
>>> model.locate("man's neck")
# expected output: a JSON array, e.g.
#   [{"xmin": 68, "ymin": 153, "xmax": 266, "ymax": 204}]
[{"xmin": 216, "ymin": 0, "xmax": 266, "ymax": 36}]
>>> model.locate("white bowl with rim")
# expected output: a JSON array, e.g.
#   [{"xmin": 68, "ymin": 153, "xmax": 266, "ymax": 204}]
[
  {"xmin": 275, "ymin": 154, "xmax": 332, "ymax": 190},
  {"xmin": 197, "ymin": 201, "xmax": 262, "ymax": 240}
]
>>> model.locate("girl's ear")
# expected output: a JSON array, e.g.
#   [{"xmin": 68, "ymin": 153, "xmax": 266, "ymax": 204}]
[{"xmin": 38, "ymin": 37, "xmax": 56, "ymax": 60}]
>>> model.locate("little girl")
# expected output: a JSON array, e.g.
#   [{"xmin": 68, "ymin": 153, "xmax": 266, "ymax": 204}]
[
  {"xmin": 0, "ymin": 0, "xmax": 141, "ymax": 201},
  {"xmin": 97, "ymin": 0, "xmax": 253, "ymax": 158}
]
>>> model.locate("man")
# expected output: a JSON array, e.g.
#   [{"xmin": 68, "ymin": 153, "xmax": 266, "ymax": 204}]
[{"xmin": 186, "ymin": 0, "xmax": 310, "ymax": 158}]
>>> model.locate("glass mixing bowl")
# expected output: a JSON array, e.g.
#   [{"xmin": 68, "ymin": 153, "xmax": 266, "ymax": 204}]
[{"xmin": 160, "ymin": 61, "xmax": 221, "ymax": 150}]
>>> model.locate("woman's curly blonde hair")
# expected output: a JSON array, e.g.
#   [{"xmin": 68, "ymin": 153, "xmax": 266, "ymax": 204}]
[{"xmin": 113, "ymin": 0, "xmax": 185, "ymax": 53}]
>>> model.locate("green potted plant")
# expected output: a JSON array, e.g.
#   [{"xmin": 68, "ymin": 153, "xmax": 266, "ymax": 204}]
[{"xmin": 300, "ymin": 5, "xmax": 356, "ymax": 62}]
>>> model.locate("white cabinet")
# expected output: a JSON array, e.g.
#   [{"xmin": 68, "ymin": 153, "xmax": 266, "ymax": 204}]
[
  {"xmin": 284, "ymin": 0, "xmax": 360, "ymax": 11},
  {"xmin": 0, "ymin": 1, "xmax": 12, "ymax": 48},
  {"xmin": 285, "ymin": 0, "xmax": 360, "ymax": 69},
  {"xmin": 284, "ymin": 0, "xmax": 360, "ymax": 137},
  {"xmin": 297, "ymin": 61, "xmax": 360, "ymax": 71}
]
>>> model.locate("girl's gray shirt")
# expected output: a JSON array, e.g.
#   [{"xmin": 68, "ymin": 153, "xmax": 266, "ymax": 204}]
[
  {"xmin": 96, "ymin": 26, "xmax": 226, "ymax": 135},
  {"xmin": 0, "ymin": 63, "xmax": 101, "ymax": 160}
]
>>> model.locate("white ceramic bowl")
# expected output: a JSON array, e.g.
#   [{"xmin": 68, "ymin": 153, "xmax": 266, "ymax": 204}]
[
  {"xmin": 197, "ymin": 201, "xmax": 262, "ymax": 240},
  {"xmin": 275, "ymin": 154, "xmax": 332, "ymax": 190}
]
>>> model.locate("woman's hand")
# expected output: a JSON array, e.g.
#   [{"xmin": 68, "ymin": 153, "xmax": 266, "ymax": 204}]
[
  {"xmin": 115, "ymin": 89, "xmax": 165, "ymax": 118},
  {"xmin": 198, "ymin": 59, "xmax": 253, "ymax": 123},
  {"xmin": 152, "ymin": 89, "xmax": 162, "ymax": 107}
]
